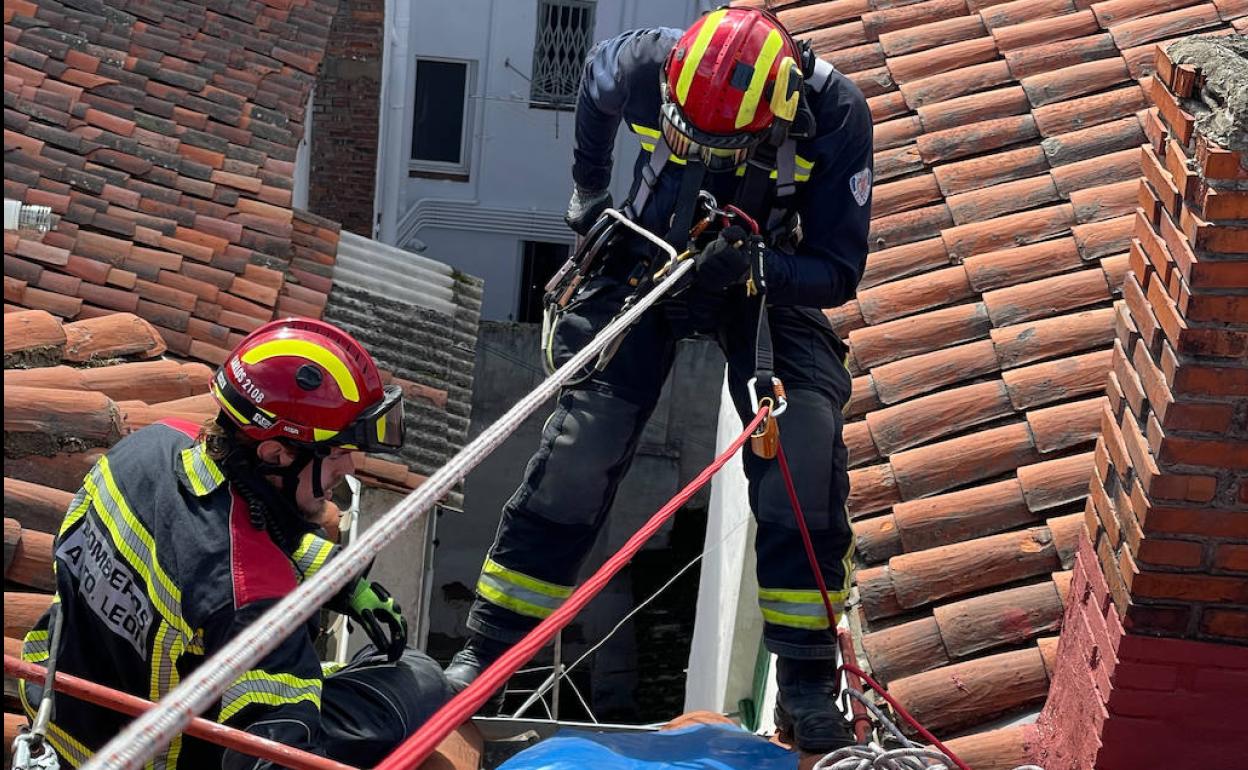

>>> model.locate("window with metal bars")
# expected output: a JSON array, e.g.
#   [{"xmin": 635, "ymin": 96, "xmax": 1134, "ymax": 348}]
[{"xmin": 530, "ymin": 0, "xmax": 596, "ymax": 110}]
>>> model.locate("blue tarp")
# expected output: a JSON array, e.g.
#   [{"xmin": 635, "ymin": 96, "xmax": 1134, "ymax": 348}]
[{"xmin": 496, "ymin": 723, "xmax": 799, "ymax": 770}]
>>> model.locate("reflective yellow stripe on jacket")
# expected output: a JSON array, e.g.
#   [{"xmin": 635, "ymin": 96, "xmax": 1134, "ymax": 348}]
[
  {"xmin": 476, "ymin": 557, "xmax": 573, "ymax": 619},
  {"xmin": 150, "ymin": 620, "xmax": 189, "ymax": 768},
  {"xmin": 179, "ymin": 444, "xmax": 225, "ymax": 496},
  {"xmin": 84, "ymin": 457, "xmax": 193, "ymax": 641},
  {"xmin": 218, "ymin": 670, "xmax": 323, "ymax": 723},
  {"xmin": 292, "ymin": 533, "xmax": 336, "ymax": 582}
]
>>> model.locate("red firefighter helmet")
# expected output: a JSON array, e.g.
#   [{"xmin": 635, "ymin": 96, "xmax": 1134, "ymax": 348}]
[
  {"xmin": 212, "ymin": 318, "xmax": 405, "ymax": 453},
  {"xmin": 662, "ymin": 7, "xmax": 803, "ymax": 170}
]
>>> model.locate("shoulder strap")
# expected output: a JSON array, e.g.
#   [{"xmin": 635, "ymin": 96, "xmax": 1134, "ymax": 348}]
[
  {"xmin": 735, "ymin": 140, "xmax": 778, "ymax": 228},
  {"xmin": 623, "ymin": 136, "xmax": 672, "ymax": 221}
]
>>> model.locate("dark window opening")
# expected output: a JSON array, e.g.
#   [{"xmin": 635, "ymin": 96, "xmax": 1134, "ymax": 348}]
[
  {"xmin": 412, "ymin": 59, "xmax": 468, "ymax": 166},
  {"xmin": 518, "ymin": 241, "xmax": 569, "ymax": 323}
]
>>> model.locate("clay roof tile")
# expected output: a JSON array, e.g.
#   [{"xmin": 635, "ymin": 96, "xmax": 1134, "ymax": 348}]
[
  {"xmin": 994, "ymin": 9, "xmax": 1101, "ymax": 51},
  {"xmin": 878, "ymin": 13, "xmax": 988, "ymax": 57},
  {"xmin": 857, "ymin": 264, "xmax": 975, "ymax": 325},
  {"xmin": 941, "ymin": 203, "xmax": 1076, "ymax": 261},
  {"xmin": 849, "ymin": 301, "xmax": 993, "ymax": 369},
  {"xmin": 777, "ymin": 0, "xmax": 872, "ymax": 34},
  {"xmin": 947, "ymin": 173, "xmax": 1062, "ymax": 225},
  {"xmin": 980, "ymin": 0, "xmax": 1077, "ymax": 31},
  {"xmin": 859, "ymin": 237, "xmax": 952, "ymax": 290},
  {"xmin": 870, "ymin": 337, "xmax": 1002, "ymax": 404},
  {"xmin": 886, "ymin": 646, "xmax": 1052, "ymax": 734},
  {"xmin": 863, "ymin": 0, "xmax": 970, "ymax": 40},
  {"xmin": 915, "ymin": 84, "xmax": 1031, "ymax": 132},
  {"xmin": 898, "ymin": 59, "xmax": 1014, "ymax": 109},
  {"xmin": 933, "ymin": 145, "xmax": 1051, "ymax": 196},
  {"xmin": 990, "ymin": 306, "xmax": 1119, "ymax": 368},
  {"xmin": 1108, "ymin": 4, "xmax": 1222, "ymax": 50},
  {"xmin": 886, "ymin": 35, "xmax": 1000, "ymax": 84},
  {"xmin": 1003, "ymin": 31, "xmax": 1119, "ymax": 79}
]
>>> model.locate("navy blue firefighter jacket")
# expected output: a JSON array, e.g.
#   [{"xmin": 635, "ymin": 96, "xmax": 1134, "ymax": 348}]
[{"xmin": 571, "ymin": 27, "xmax": 874, "ymax": 309}]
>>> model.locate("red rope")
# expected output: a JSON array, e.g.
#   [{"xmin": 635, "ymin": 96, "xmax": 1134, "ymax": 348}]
[
  {"xmin": 375, "ymin": 407, "xmax": 771, "ymax": 769},
  {"xmin": 4, "ymin": 655, "xmax": 357, "ymax": 770},
  {"xmin": 773, "ymin": 441, "xmax": 971, "ymax": 770},
  {"xmin": 839, "ymin": 661, "xmax": 972, "ymax": 770},
  {"xmin": 775, "ymin": 444, "xmax": 839, "ymax": 627}
]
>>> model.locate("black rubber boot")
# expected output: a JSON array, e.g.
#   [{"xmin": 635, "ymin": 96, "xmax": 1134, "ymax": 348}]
[
  {"xmin": 773, "ymin": 656, "xmax": 856, "ymax": 754},
  {"xmin": 443, "ymin": 635, "xmax": 510, "ymax": 714}
]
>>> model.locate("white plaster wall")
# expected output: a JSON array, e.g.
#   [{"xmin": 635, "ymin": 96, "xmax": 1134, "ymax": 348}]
[{"xmin": 377, "ymin": 0, "xmax": 714, "ymax": 320}]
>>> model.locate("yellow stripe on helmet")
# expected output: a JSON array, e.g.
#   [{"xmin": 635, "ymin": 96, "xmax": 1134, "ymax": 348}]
[
  {"xmin": 770, "ymin": 56, "xmax": 800, "ymax": 123},
  {"xmin": 241, "ymin": 340, "xmax": 360, "ymax": 403},
  {"xmin": 735, "ymin": 28, "xmax": 784, "ymax": 129},
  {"xmin": 676, "ymin": 9, "xmax": 727, "ymax": 105},
  {"xmin": 213, "ymin": 383, "xmax": 252, "ymax": 425}
]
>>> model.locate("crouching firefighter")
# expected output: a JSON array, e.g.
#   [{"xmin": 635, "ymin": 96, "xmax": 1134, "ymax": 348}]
[
  {"xmin": 18, "ymin": 318, "xmax": 455, "ymax": 769},
  {"xmin": 445, "ymin": 6, "xmax": 873, "ymax": 755}
]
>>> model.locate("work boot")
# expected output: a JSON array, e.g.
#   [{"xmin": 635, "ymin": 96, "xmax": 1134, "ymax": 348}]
[
  {"xmin": 773, "ymin": 656, "xmax": 856, "ymax": 754},
  {"xmin": 443, "ymin": 635, "xmax": 510, "ymax": 714}
]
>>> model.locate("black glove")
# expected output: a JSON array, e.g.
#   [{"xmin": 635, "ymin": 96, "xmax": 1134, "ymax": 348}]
[
  {"xmin": 344, "ymin": 578, "xmax": 408, "ymax": 662},
  {"xmin": 694, "ymin": 225, "xmax": 753, "ymax": 292},
  {"xmin": 565, "ymin": 186, "xmax": 611, "ymax": 235}
]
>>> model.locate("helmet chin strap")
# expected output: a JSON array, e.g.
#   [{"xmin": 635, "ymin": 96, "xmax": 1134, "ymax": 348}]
[
  {"xmin": 215, "ymin": 417, "xmax": 324, "ymax": 550},
  {"xmin": 257, "ymin": 443, "xmax": 331, "ymax": 517}
]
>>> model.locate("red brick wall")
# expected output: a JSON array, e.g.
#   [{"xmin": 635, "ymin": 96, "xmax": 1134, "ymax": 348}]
[
  {"xmin": 307, "ymin": 0, "xmax": 383, "ymax": 237},
  {"xmin": 1031, "ymin": 38, "xmax": 1248, "ymax": 770}
]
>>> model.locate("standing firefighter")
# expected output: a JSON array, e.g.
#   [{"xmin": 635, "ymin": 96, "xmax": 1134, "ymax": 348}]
[
  {"xmin": 446, "ymin": 6, "xmax": 872, "ymax": 755},
  {"xmin": 18, "ymin": 318, "xmax": 454, "ymax": 769}
]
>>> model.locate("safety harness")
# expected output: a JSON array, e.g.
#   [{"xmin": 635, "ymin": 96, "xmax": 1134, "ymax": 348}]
[{"xmin": 542, "ymin": 55, "xmax": 837, "ymax": 430}]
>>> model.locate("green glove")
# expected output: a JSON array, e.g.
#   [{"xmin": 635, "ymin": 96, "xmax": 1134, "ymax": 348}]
[{"xmin": 346, "ymin": 578, "xmax": 408, "ymax": 662}]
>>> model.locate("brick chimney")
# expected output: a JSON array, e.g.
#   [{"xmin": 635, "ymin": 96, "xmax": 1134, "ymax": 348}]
[{"xmin": 1030, "ymin": 36, "xmax": 1248, "ymax": 770}]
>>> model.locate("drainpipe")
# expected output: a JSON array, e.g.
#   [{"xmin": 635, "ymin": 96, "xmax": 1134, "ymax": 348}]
[{"xmin": 374, "ymin": 0, "xmax": 409, "ymax": 244}]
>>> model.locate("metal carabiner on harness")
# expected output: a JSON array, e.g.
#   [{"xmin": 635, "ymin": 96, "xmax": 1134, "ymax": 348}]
[
  {"xmin": 11, "ymin": 732, "xmax": 60, "ymax": 770},
  {"xmin": 747, "ymin": 376, "xmax": 788, "ymax": 420},
  {"xmin": 651, "ymin": 190, "xmax": 726, "ymax": 282},
  {"xmin": 747, "ymin": 377, "xmax": 786, "ymax": 460}
]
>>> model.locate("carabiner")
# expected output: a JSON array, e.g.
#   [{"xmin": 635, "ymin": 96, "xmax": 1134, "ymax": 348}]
[{"xmin": 747, "ymin": 376, "xmax": 788, "ymax": 418}]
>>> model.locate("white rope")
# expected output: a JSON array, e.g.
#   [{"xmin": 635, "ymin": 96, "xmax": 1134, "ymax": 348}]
[
  {"xmin": 815, "ymin": 691, "xmax": 1046, "ymax": 770},
  {"xmin": 509, "ymin": 515, "xmax": 751, "ymax": 721},
  {"xmin": 84, "ymin": 211, "xmax": 691, "ymax": 770}
]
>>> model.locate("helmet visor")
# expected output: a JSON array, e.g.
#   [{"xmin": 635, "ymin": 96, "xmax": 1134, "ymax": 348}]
[
  {"xmin": 331, "ymin": 384, "xmax": 406, "ymax": 453},
  {"xmin": 661, "ymin": 103, "xmax": 755, "ymax": 172}
]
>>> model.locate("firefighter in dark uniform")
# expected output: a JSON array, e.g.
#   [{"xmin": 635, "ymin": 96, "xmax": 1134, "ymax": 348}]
[
  {"xmin": 446, "ymin": 7, "xmax": 872, "ymax": 754},
  {"xmin": 19, "ymin": 318, "xmax": 453, "ymax": 769}
]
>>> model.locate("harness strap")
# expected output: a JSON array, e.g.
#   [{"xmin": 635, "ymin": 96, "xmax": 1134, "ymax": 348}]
[
  {"xmin": 753, "ymin": 293, "xmax": 774, "ymax": 385},
  {"xmin": 623, "ymin": 137, "xmax": 672, "ymax": 221},
  {"xmin": 664, "ymin": 155, "xmax": 706, "ymax": 249}
]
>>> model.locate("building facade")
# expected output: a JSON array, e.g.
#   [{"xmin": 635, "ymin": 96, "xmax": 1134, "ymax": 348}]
[{"xmin": 374, "ymin": 0, "xmax": 714, "ymax": 320}]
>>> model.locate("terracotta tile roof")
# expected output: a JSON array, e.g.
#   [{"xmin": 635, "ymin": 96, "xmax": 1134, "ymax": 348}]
[
  {"xmin": 741, "ymin": 0, "xmax": 1248, "ymax": 755},
  {"xmin": 2, "ymin": 309, "xmax": 432, "ymax": 493},
  {"xmin": 3, "ymin": 0, "xmax": 341, "ymax": 365},
  {"xmin": 2, "ymin": 10, "xmax": 478, "ymax": 721}
]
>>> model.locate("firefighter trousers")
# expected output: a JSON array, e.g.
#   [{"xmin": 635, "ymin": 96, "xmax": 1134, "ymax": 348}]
[{"xmin": 466, "ymin": 275, "xmax": 854, "ymax": 659}]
